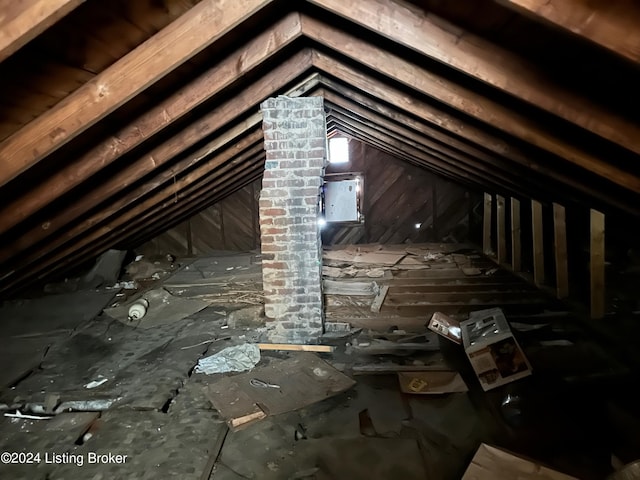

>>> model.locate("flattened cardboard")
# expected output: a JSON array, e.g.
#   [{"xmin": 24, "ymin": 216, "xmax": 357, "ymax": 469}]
[
  {"xmin": 398, "ymin": 371, "xmax": 468, "ymax": 394},
  {"xmin": 462, "ymin": 443, "xmax": 578, "ymax": 479}
]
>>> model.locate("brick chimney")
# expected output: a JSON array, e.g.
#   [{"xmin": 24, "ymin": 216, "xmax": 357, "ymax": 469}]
[{"xmin": 258, "ymin": 96, "xmax": 327, "ymax": 343}]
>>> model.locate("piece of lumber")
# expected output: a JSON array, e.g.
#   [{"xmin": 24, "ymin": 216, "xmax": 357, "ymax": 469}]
[
  {"xmin": 510, "ymin": 197, "xmax": 521, "ymax": 272},
  {"xmin": 590, "ymin": 209, "xmax": 605, "ymax": 319},
  {"xmin": 370, "ymin": 285, "xmax": 390, "ymax": 313},
  {"xmin": 531, "ymin": 199, "xmax": 545, "ymax": 286},
  {"xmin": 308, "ymin": 0, "xmax": 640, "ymax": 154},
  {"xmin": 256, "ymin": 343, "xmax": 335, "ymax": 352},
  {"xmin": 483, "ymin": 193, "xmax": 492, "ymax": 255},
  {"xmin": 323, "ymin": 279, "xmax": 376, "ymax": 296},
  {"xmin": 0, "ymin": 0, "xmax": 273, "ymax": 188},
  {"xmin": 230, "ymin": 409, "xmax": 267, "ymax": 429},
  {"xmin": 352, "ymin": 364, "xmax": 450, "ymax": 375},
  {"xmin": 496, "ymin": 0, "xmax": 640, "ymax": 65},
  {"xmin": 553, "ymin": 203, "xmax": 569, "ymax": 299},
  {"xmin": 0, "ymin": 0, "xmax": 84, "ymax": 62},
  {"xmin": 0, "ymin": 12, "xmax": 302, "ymax": 235},
  {"xmin": 496, "ymin": 195, "xmax": 507, "ymax": 264}
]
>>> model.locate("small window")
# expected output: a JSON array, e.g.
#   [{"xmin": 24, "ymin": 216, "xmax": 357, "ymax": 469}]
[{"xmin": 328, "ymin": 137, "xmax": 349, "ymax": 164}]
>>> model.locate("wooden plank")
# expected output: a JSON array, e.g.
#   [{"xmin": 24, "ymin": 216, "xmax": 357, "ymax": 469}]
[
  {"xmin": 496, "ymin": 195, "xmax": 506, "ymax": 264},
  {"xmin": 0, "ymin": 0, "xmax": 85, "ymax": 62},
  {"xmin": 531, "ymin": 199, "xmax": 545, "ymax": 286},
  {"xmin": 590, "ymin": 209, "xmax": 605, "ymax": 319},
  {"xmin": 306, "ymin": 24, "xmax": 640, "ymax": 194},
  {"xmin": 323, "ymin": 279, "xmax": 376, "ymax": 296},
  {"xmin": 308, "ymin": 0, "xmax": 640, "ymax": 154},
  {"xmin": 553, "ymin": 203, "xmax": 569, "ymax": 299},
  {"xmin": 0, "ymin": 0, "xmax": 274, "ymax": 188},
  {"xmin": 496, "ymin": 0, "xmax": 640, "ymax": 65},
  {"xmin": 0, "ymin": 12, "xmax": 302, "ymax": 236},
  {"xmin": 370, "ymin": 285, "xmax": 390, "ymax": 313},
  {"xmin": 256, "ymin": 344, "xmax": 335, "ymax": 352},
  {"xmin": 483, "ymin": 193, "xmax": 492, "ymax": 255},
  {"xmin": 510, "ymin": 198, "xmax": 521, "ymax": 272}
]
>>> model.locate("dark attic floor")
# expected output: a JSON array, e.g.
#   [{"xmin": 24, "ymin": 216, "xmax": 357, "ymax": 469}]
[{"xmin": 1, "ymin": 245, "xmax": 639, "ymax": 480}]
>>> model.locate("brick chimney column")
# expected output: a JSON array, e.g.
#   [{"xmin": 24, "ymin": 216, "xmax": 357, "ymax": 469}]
[{"xmin": 258, "ymin": 96, "xmax": 327, "ymax": 343}]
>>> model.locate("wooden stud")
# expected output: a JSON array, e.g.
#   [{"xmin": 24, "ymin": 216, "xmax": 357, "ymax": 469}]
[
  {"xmin": 510, "ymin": 198, "xmax": 521, "ymax": 272},
  {"xmin": 432, "ymin": 181, "xmax": 438, "ymax": 241},
  {"xmin": 307, "ymin": 0, "xmax": 640, "ymax": 153},
  {"xmin": 553, "ymin": 203, "xmax": 569, "ymax": 299},
  {"xmin": 186, "ymin": 218, "xmax": 193, "ymax": 256},
  {"xmin": 0, "ymin": 0, "xmax": 84, "ymax": 62},
  {"xmin": 496, "ymin": 0, "xmax": 640, "ymax": 65},
  {"xmin": 590, "ymin": 209, "xmax": 605, "ymax": 319},
  {"xmin": 0, "ymin": 0, "xmax": 274, "ymax": 188},
  {"xmin": 483, "ymin": 193, "xmax": 492, "ymax": 256},
  {"xmin": 496, "ymin": 195, "xmax": 506, "ymax": 264},
  {"xmin": 370, "ymin": 285, "xmax": 390, "ymax": 313},
  {"xmin": 531, "ymin": 199, "xmax": 545, "ymax": 286}
]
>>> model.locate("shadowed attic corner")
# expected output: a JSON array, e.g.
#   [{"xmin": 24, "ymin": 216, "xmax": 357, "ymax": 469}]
[{"xmin": 1, "ymin": 0, "xmax": 640, "ymax": 479}]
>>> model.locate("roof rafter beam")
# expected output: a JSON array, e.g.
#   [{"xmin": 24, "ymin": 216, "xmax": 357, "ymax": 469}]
[
  {"xmin": 0, "ymin": 0, "xmax": 275, "ymax": 188},
  {"xmin": 0, "ymin": 11, "xmax": 303, "ymax": 235},
  {"xmin": 0, "ymin": 0, "xmax": 85, "ymax": 62},
  {"xmin": 0, "ymin": 54, "xmax": 316, "ymax": 269},
  {"xmin": 495, "ymin": 0, "xmax": 640, "ymax": 64},
  {"xmin": 301, "ymin": 16, "xmax": 640, "ymax": 193},
  {"xmin": 317, "ymin": 77, "xmax": 640, "ymax": 216},
  {"xmin": 307, "ymin": 0, "xmax": 640, "ymax": 152}
]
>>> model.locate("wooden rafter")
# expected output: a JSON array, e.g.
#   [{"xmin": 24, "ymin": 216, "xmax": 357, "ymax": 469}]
[
  {"xmin": 0, "ymin": 12, "xmax": 303, "ymax": 234},
  {"xmin": 307, "ymin": 0, "xmax": 640, "ymax": 152},
  {"xmin": 0, "ymin": 54, "xmax": 316, "ymax": 270},
  {"xmin": 0, "ymin": 71, "xmax": 321, "ymax": 293},
  {"xmin": 0, "ymin": 0, "xmax": 274, "ymax": 188},
  {"xmin": 302, "ymin": 15, "xmax": 640, "ymax": 194},
  {"xmin": 496, "ymin": 0, "xmax": 640, "ymax": 65},
  {"xmin": 0, "ymin": 0, "xmax": 85, "ymax": 62}
]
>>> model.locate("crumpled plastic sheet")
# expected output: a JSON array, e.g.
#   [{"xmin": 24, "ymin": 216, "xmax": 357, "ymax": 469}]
[{"xmin": 194, "ymin": 343, "xmax": 260, "ymax": 374}]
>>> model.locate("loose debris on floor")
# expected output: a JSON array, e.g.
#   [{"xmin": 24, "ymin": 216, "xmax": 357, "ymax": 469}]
[{"xmin": 0, "ymin": 245, "xmax": 638, "ymax": 479}]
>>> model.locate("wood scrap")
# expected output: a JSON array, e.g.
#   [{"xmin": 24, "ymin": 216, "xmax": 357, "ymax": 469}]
[
  {"xmin": 370, "ymin": 285, "xmax": 389, "ymax": 313},
  {"xmin": 256, "ymin": 343, "xmax": 335, "ymax": 352},
  {"xmin": 323, "ymin": 279, "xmax": 377, "ymax": 296}
]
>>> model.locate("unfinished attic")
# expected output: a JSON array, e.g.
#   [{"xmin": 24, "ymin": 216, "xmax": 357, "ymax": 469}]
[{"xmin": 2, "ymin": 0, "xmax": 640, "ymax": 478}]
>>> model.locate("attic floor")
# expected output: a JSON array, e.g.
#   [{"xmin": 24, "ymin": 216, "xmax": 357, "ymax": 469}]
[{"xmin": 0, "ymin": 245, "xmax": 639, "ymax": 479}]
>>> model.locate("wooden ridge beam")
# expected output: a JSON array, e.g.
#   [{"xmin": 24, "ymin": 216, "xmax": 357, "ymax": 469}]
[
  {"xmin": 302, "ymin": 16, "xmax": 640, "ymax": 194},
  {"xmin": 496, "ymin": 0, "xmax": 640, "ymax": 65},
  {"xmin": 0, "ymin": 0, "xmax": 274, "ymax": 188},
  {"xmin": 0, "ymin": 0, "xmax": 85, "ymax": 62},
  {"xmin": 0, "ymin": 53, "xmax": 315, "ymax": 269},
  {"xmin": 307, "ymin": 0, "xmax": 640, "ymax": 152}
]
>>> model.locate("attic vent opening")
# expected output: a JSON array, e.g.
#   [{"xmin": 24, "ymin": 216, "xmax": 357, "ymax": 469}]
[{"xmin": 328, "ymin": 137, "xmax": 349, "ymax": 164}]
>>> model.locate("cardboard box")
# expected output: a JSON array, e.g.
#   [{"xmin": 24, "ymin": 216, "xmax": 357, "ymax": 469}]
[
  {"xmin": 462, "ymin": 443, "xmax": 578, "ymax": 480},
  {"xmin": 428, "ymin": 311, "xmax": 462, "ymax": 344},
  {"xmin": 460, "ymin": 308, "xmax": 531, "ymax": 391}
]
